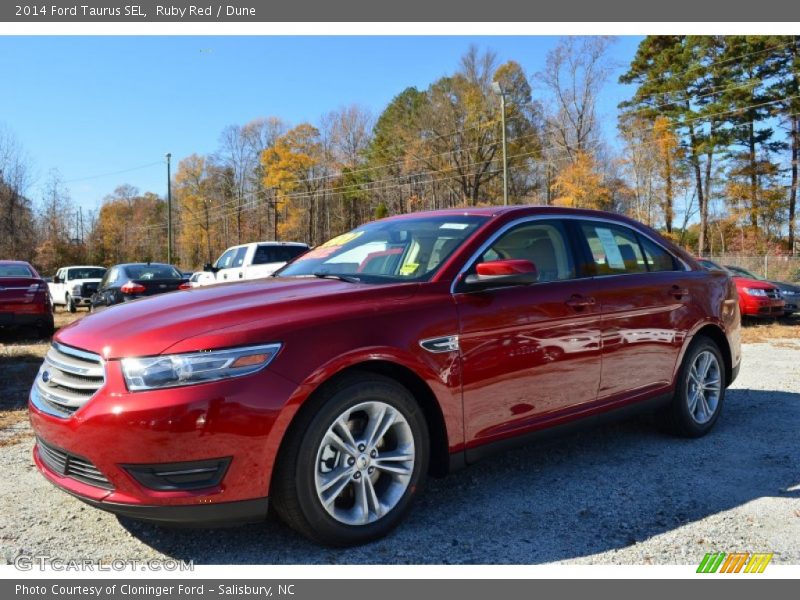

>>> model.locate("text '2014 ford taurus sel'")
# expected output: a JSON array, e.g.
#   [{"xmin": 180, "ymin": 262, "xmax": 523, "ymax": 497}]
[{"xmin": 29, "ymin": 206, "xmax": 741, "ymax": 546}]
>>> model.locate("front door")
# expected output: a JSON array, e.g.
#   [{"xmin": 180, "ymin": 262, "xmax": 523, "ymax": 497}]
[{"xmin": 455, "ymin": 219, "xmax": 603, "ymax": 448}]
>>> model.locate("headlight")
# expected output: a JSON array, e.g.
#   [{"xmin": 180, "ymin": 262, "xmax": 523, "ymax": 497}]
[
  {"xmin": 121, "ymin": 343, "xmax": 281, "ymax": 391},
  {"xmin": 71, "ymin": 284, "xmax": 82, "ymax": 294},
  {"xmin": 744, "ymin": 288, "xmax": 767, "ymax": 297}
]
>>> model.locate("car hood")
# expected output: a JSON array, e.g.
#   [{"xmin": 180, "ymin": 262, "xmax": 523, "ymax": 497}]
[
  {"xmin": 55, "ymin": 277, "xmax": 419, "ymax": 359},
  {"xmin": 769, "ymin": 280, "xmax": 800, "ymax": 293},
  {"xmin": 731, "ymin": 276, "xmax": 776, "ymax": 290}
]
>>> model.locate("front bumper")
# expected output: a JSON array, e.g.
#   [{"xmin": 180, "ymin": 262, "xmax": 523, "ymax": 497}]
[
  {"xmin": 741, "ymin": 297, "xmax": 785, "ymax": 317},
  {"xmin": 29, "ymin": 360, "xmax": 298, "ymax": 525},
  {"xmin": 51, "ymin": 473, "xmax": 268, "ymax": 526}
]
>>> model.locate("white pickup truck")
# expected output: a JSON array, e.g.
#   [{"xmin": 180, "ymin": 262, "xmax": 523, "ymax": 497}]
[
  {"xmin": 197, "ymin": 241, "xmax": 309, "ymax": 286},
  {"xmin": 48, "ymin": 265, "xmax": 107, "ymax": 312}
]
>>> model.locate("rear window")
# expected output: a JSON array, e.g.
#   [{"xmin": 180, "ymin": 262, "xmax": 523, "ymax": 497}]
[
  {"xmin": 252, "ymin": 245, "xmax": 308, "ymax": 265},
  {"xmin": 124, "ymin": 265, "xmax": 182, "ymax": 280},
  {"xmin": 0, "ymin": 264, "xmax": 34, "ymax": 277}
]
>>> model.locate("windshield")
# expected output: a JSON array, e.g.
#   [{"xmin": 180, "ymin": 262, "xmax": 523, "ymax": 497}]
[
  {"xmin": 67, "ymin": 267, "xmax": 106, "ymax": 280},
  {"xmin": 697, "ymin": 259, "xmax": 729, "ymax": 273},
  {"xmin": 278, "ymin": 215, "xmax": 488, "ymax": 283},
  {"xmin": 726, "ymin": 265, "xmax": 760, "ymax": 279},
  {"xmin": 124, "ymin": 265, "xmax": 182, "ymax": 280}
]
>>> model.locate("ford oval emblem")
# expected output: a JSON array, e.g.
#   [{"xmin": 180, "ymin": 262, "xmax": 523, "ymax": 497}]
[{"xmin": 41, "ymin": 370, "xmax": 50, "ymax": 383}]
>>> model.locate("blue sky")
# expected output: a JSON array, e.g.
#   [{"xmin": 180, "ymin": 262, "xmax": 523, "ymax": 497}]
[{"xmin": 0, "ymin": 36, "xmax": 642, "ymax": 211}]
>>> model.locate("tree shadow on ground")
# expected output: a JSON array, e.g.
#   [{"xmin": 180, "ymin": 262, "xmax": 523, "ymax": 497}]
[{"xmin": 117, "ymin": 387, "xmax": 799, "ymax": 564}]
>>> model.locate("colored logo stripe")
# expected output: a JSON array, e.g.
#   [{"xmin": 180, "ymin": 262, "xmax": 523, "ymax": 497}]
[
  {"xmin": 744, "ymin": 553, "xmax": 773, "ymax": 573},
  {"xmin": 697, "ymin": 552, "xmax": 773, "ymax": 573}
]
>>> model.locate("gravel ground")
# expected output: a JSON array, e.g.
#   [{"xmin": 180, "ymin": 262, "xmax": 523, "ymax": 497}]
[{"xmin": 1, "ymin": 340, "xmax": 798, "ymax": 565}]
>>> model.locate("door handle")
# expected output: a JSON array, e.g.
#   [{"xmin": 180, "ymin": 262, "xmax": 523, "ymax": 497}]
[
  {"xmin": 566, "ymin": 295, "xmax": 596, "ymax": 309},
  {"xmin": 670, "ymin": 286, "xmax": 690, "ymax": 299}
]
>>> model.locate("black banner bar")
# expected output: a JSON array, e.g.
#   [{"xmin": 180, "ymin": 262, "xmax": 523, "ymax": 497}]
[
  {"xmin": 2, "ymin": 579, "xmax": 796, "ymax": 600},
  {"xmin": 2, "ymin": 0, "xmax": 800, "ymax": 22}
]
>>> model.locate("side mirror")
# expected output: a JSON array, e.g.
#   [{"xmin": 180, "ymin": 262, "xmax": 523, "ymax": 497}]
[
  {"xmin": 203, "ymin": 263, "xmax": 218, "ymax": 273},
  {"xmin": 463, "ymin": 259, "xmax": 538, "ymax": 290},
  {"xmin": 53, "ymin": 276, "xmax": 61, "ymax": 284}
]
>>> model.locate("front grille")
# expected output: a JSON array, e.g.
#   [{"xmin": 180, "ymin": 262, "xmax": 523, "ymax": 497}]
[
  {"xmin": 80, "ymin": 282, "xmax": 98, "ymax": 297},
  {"xmin": 36, "ymin": 437, "xmax": 113, "ymax": 490},
  {"xmin": 765, "ymin": 289, "xmax": 781, "ymax": 299},
  {"xmin": 34, "ymin": 342, "xmax": 105, "ymax": 418}
]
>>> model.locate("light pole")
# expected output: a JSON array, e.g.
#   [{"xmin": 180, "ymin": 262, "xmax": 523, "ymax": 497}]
[
  {"xmin": 166, "ymin": 153, "xmax": 172, "ymax": 264},
  {"xmin": 492, "ymin": 81, "xmax": 509, "ymax": 206}
]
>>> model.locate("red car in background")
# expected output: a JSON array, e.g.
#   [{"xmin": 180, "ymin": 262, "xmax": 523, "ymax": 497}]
[
  {"xmin": 0, "ymin": 260, "xmax": 54, "ymax": 335},
  {"xmin": 696, "ymin": 258, "xmax": 784, "ymax": 318},
  {"xmin": 29, "ymin": 207, "xmax": 741, "ymax": 546}
]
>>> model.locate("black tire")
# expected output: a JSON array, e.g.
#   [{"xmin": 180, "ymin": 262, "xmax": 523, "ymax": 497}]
[
  {"xmin": 37, "ymin": 315, "xmax": 55, "ymax": 338},
  {"xmin": 66, "ymin": 294, "xmax": 76, "ymax": 313},
  {"xmin": 271, "ymin": 372, "xmax": 429, "ymax": 547},
  {"xmin": 660, "ymin": 336, "xmax": 726, "ymax": 438}
]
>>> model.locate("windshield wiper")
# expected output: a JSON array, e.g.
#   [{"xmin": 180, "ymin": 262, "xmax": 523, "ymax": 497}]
[{"xmin": 312, "ymin": 271, "xmax": 361, "ymax": 283}]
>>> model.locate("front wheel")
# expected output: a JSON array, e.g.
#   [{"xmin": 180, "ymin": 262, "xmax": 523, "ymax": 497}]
[
  {"xmin": 272, "ymin": 373, "xmax": 429, "ymax": 546},
  {"xmin": 66, "ymin": 294, "xmax": 76, "ymax": 313},
  {"xmin": 661, "ymin": 336, "xmax": 726, "ymax": 437}
]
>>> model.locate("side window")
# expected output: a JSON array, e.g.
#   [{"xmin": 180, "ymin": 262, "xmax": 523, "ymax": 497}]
[
  {"xmin": 56, "ymin": 269, "xmax": 64, "ymax": 282},
  {"xmin": 215, "ymin": 248, "xmax": 237, "ymax": 269},
  {"xmin": 580, "ymin": 222, "xmax": 647, "ymax": 276},
  {"xmin": 479, "ymin": 220, "xmax": 576, "ymax": 282},
  {"xmin": 232, "ymin": 247, "xmax": 248, "ymax": 268},
  {"xmin": 639, "ymin": 236, "xmax": 680, "ymax": 272}
]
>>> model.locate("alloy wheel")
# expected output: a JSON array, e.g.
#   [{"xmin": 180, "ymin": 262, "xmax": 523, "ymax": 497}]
[
  {"xmin": 686, "ymin": 350, "xmax": 722, "ymax": 424},
  {"xmin": 314, "ymin": 401, "xmax": 415, "ymax": 526}
]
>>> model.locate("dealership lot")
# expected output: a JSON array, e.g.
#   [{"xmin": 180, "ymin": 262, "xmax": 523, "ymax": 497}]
[{"xmin": 1, "ymin": 315, "xmax": 798, "ymax": 565}]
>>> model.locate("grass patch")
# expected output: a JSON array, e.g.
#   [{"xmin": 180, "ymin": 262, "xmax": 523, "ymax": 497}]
[
  {"xmin": 0, "ymin": 311, "xmax": 84, "ymax": 436},
  {"xmin": 740, "ymin": 317, "xmax": 800, "ymax": 344}
]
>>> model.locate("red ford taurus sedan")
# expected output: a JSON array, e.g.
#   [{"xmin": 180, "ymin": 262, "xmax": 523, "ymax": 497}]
[{"xmin": 29, "ymin": 206, "xmax": 741, "ymax": 546}]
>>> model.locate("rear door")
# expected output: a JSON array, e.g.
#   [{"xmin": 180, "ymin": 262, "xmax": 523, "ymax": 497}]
[
  {"xmin": 575, "ymin": 220, "xmax": 698, "ymax": 401},
  {"xmin": 456, "ymin": 218, "xmax": 603, "ymax": 447}
]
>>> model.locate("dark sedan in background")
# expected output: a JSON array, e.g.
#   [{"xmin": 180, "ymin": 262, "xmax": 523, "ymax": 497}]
[
  {"xmin": 90, "ymin": 263, "xmax": 186, "ymax": 310},
  {"xmin": 725, "ymin": 265, "xmax": 800, "ymax": 316}
]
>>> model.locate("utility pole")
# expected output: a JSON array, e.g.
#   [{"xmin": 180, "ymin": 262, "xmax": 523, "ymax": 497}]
[
  {"xmin": 491, "ymin": 81, "xmax": 509, "ymax": 206},
  {"xmin": 166, "ymin": 153, "xmax": 173, "ymax": 264}
]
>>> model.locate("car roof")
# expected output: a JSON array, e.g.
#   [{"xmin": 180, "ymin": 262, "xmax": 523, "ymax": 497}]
[
  {"xmin": 115, "ymin": 263, "xmax": 175, "ymax": 268},
  {"xmin": 63, "ymin": 265, "xmax": 106, "ymax": 269},
  {"xmin": 381, "ymin": 205, "xmax": 647, "ymax": 222},
  {"xmin": 0, "ymin": 260, "xmax": 33, "ymax": 265},
  {"xmin": 226, "ymin": 241, "xmax": 309, "ymax": 249}
]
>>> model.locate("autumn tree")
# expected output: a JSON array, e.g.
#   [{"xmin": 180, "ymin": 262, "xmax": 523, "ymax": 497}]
[
  {"xmin": 551, "ymin": 152, "xmax": 610, "ymax": 209},
  {"xmin": 261, "ymin": 123, "xmax": 324, "ymax": 244}
]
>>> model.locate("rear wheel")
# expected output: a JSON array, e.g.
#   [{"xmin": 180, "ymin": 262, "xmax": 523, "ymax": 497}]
[
  {"xmin": 272, "ymin": 372, "xmax": 429, "ymax": 546},
  {"xmin": 661, "ymin": 336, "xmax": 726, "ymax": 437}
]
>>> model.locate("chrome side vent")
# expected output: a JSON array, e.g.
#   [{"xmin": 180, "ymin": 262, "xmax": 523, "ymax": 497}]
[{"xmin": 32, "ymin": 342, "xmax": 105, "ymax": 418}]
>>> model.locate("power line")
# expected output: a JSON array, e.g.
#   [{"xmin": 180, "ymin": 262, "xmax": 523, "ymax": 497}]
[{"xmin": 62, "ymin": 160, "xmax": 163, "ymax": 184}]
